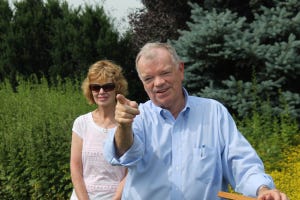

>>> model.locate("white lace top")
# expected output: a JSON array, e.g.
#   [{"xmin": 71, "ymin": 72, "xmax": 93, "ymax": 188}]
[{"xmin": 70, "ymin": 112, "xmax": 126, "ymax": 200}]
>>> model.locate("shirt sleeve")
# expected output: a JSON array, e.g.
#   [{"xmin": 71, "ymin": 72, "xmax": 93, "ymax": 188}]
[
  {"xmin": 104, "ymin": 128, "xmax": 144, "ymax": 167},
  {"xmin": 219, "ymin": 104, "xmax": 275, "ymax": 197},
  {"xmin": 72, "ymin": 115, "xmax": 85, "ymax": 138}
]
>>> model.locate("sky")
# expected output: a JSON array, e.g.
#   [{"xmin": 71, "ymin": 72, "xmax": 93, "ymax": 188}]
[
  {"xmin": 8, "ymin": 0, "xmax": 144, "ymax": 32},
  {"xmin": 70, "ymin": 0, "xmax": 144, "ymax": 31}
]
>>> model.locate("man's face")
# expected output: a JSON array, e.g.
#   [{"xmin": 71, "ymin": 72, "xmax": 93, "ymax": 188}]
[{"xmin": 137, "ymin": 48, "xmax": 184, "ymax": 110}]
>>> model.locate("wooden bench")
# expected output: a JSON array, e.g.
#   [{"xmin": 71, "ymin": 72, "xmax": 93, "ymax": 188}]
[{"xmin": 218, "ymin": 191, "xmax": 256, "ymax": 200}]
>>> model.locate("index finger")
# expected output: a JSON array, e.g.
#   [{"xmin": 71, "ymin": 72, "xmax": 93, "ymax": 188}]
[{"xmin": 116, "ymin": 94, "xmax": 129, "ymax": 105}]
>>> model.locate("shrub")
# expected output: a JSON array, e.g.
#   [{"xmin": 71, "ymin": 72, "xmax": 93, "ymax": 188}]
[
  {"xmin": 237, "ymin": 100, "xmax": 299, "ymax": 171},
  {"xmin": 269, "ymin": 145, "xmax": 300, "ymax": 200},
  {"xmin": 0, "ymin": 76, "xmax": 93, "ymax": 199}
]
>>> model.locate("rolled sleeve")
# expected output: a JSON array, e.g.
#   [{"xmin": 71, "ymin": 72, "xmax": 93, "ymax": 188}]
[
  {"xmin": 103, "ymin": 130, "xmax": 119, "ymax": 165},
  {"xmin": 104, "ymin": 131, "xmax": 144, "ymax": 167}
]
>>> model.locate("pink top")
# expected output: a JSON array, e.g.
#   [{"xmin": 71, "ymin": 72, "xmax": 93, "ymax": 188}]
[{"xmin": 71, "ymin": 112, "xmax": 126, "ymax": 200}]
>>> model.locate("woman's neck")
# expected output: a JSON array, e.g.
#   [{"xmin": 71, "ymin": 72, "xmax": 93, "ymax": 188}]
[{"xmin": 92, "ymin": 107, "xmax": 117, "ymax": 129}]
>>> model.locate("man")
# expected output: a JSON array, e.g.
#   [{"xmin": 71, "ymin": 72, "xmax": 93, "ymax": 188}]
[{"xmin": 104, "ymin": 42, "xmax": 289, "ymax": 200}]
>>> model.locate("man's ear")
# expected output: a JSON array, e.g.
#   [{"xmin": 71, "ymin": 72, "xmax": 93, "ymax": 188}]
[{"xmin": 179, "ymin": 62, "xmax": 184, "ymax": 80}]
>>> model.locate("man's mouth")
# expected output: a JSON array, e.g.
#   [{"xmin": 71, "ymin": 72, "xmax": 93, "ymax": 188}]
[{"xmin": 155, "ymin": 88, "xmax": 168, "ymax": 94}]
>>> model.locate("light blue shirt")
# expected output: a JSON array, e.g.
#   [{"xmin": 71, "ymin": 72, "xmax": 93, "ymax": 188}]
[{"xmin": 104, "ymin": 89, "xmax": 275, "ymax": 200}]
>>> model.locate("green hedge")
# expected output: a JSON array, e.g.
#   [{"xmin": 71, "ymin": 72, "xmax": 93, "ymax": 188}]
[{"xmin": 0, "ymin": 77, "xmax": 93, "ymax": 199}]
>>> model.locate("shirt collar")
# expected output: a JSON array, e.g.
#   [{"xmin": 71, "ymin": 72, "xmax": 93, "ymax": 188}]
[{"xmin": 182, "ymin": 88, "xmax": 191, "ymax": 116}]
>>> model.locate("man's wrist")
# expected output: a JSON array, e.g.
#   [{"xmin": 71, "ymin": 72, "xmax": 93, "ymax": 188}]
[{"xmin": 256, "ymin": 184, "xmax": 271, "ymax": 196}]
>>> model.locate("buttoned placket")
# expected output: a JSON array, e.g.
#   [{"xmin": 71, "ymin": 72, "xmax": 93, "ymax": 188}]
[{"xmin": 171, "ymin": 112, "xmax": 185, "ymax": 200}]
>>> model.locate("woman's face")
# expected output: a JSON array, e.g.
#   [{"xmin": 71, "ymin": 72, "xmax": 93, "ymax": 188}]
[{"xmin": 89, "ymin": 78, "xmax": 117, "ymax": 107}]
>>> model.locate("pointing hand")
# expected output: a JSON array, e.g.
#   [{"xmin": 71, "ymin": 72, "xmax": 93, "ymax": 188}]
[{"xmin": 115, "ymin": 94, "xmax": 140, "ymax": 125}]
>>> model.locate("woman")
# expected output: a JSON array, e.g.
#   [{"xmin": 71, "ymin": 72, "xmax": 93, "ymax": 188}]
[{"xmin": 70, "ymin": 60, "xmax": 128, "ymax": 200}]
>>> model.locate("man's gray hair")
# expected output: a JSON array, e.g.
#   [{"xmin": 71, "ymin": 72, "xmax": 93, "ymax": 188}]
[{"xmin": 135, "ymin": 42, "xmax": 181, "ymax": 69}]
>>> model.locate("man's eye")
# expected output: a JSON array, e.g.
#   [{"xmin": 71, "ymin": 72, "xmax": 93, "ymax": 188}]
[{"xmin": 144, "ymin": 77, "xmax": 153, "ymax": 82}]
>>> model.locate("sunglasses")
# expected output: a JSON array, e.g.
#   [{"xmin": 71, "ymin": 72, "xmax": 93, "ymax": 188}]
[{"xmin": 89, "ymin": 83, "xmax": 116, "ymax": 92}]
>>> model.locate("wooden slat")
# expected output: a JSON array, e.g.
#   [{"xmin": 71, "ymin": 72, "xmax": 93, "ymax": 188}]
[{"xmin": 218, "ymin": 191, "xmax": 256, "ymax": 200}]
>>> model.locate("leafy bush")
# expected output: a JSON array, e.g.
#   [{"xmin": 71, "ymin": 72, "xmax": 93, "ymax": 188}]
[
  {"xmin": 237, "ymin": 100, "xmax": 300, "ymax": 171},
  {"xmin": 0, "ymin": 76, "xmax": 92, "ymax": 199},
  {"xmin": 230, "ymin": 102, "xmax": 299, "ymax": 199},
  {"xmin": 269, "ymin": 145, "xmax": 300, "ymax": 200}
]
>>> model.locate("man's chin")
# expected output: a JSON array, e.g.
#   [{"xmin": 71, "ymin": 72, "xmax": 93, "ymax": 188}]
[{"xmin": 155, "ymin": 99, "xmax": 169, "ymax": 109}]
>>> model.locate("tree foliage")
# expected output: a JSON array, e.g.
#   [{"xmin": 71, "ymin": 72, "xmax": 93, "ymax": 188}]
[
  {"xmin": 0, "ymin": 0, "xmax": 137, "ymax": 90},
  {"xmin": 0, "ymin": 0, "xmax": 13, "ymax": 79},
  {"xmin": 172, "ymin": 0, "xmax": 300, "ymax": 120},
  {"xmin": 6, "ymin": 0, "xmax": 52, "ymax": 78},
  {"xmin": 128, "ymin": 0, "xmax": 277, "ymax": 49}
]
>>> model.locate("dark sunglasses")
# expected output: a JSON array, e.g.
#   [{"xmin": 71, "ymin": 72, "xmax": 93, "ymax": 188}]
[{"xmin": 89, "ymin": 83, "xmax": 116, "ymax": 92}]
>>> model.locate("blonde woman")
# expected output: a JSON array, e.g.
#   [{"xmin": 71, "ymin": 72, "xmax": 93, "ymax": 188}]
[{"xmin": 70, "ymin": 60, "xmax": 128, "ymax": 200}]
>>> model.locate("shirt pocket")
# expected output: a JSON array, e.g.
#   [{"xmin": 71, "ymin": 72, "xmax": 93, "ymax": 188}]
[{"xmin": 192, "ymin": 145, "xmax": 220, "ymax": 183}]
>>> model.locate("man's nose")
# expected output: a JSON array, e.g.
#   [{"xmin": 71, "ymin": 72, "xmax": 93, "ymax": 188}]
[{"xmin": 153, "ymin": 76, "xmax": 165, "ymax": 86}]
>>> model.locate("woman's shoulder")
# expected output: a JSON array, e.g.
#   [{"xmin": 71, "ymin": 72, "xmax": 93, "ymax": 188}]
[{"xmin": 73, "ymin": 112, "xmax": 92, "ymax": 124}]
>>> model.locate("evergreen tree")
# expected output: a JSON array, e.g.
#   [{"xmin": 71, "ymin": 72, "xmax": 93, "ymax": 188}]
[
  {"xmin": 0, "ymin": 0, "xmax": 138, "ymax": 93},
  {"xmin": 5, "ymin": 0, "xmax": 52, "ymax": 78},
  {"xmin": 45, "ymin": 0, "xmax": 75, "ymax": 78},
  {"xmin": 0, "ymin": 0, "xmax": 13, "ymax": 81},
  {"xmin": 128, "ymin": 0, "xmax": 276, "ymax": 49},
  {"xmin": 172, "ymin": 0, "xmax": 300, "ymax": 120}
]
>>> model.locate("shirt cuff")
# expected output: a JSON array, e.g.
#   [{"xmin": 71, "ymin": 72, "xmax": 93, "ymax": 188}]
[
  {"xmin": 256, "ymin": 184, "xmax": 271, "ymax": 196},
  {"xmin": 104, "ymin": 132, "xmax": 144, "ymax": 166},
  {"xmin": 238, "ymin": 174, "xmax": 275, "ymax": 197},
  {"xmin": 119, "ymin": 135, "xmax": 144, "ymax": 166}
]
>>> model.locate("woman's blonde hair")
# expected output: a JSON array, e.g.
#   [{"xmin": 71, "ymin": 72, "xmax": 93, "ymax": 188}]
[{"xmin": 82, "ymin": 60, "xmax": 128, "ymax": 104}]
